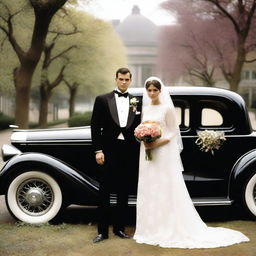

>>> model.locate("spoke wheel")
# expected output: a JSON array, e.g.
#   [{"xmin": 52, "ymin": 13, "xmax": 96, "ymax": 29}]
[{"xmin": 6, "ymin": 171, "xmax": 62, "ymax": 224}]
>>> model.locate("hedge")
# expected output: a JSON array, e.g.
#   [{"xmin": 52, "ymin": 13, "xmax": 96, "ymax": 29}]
[
  {"xmin": 0, "ymin": 112, "xmax": 15, "ymax": 130},
  {"xmin": 68, "ymin": 111, "xmax": 92, "ymax": 127}
]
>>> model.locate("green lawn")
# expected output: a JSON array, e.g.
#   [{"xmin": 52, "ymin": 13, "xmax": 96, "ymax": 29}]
[{"xmin": 0, "ymin": 220, "xmax": 255, "ymax": 256}]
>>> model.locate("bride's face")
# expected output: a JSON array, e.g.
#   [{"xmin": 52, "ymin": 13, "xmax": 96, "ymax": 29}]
[{"xmin": 146, "ymin": 84, "xmax": 160, "ymax": 102}]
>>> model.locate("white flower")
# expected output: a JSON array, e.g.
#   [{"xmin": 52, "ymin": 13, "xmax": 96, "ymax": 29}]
[
  {"xmin": 195, "ymin": 130, "xmax": 226, "ymax": 155},
  {"xmin": 130, "ymin": 97, "xmax": 139, "ymax": 112}
]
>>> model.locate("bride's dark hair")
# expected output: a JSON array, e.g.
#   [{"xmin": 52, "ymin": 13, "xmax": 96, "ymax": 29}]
[{"xmin": 145, "ymin": 80, "xmax": 161, "ymax": 91}]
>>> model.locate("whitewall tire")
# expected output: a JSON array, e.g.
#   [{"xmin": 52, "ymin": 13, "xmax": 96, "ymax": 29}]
[
  {"xmin": 244, "ymin": 173, "xmax": 256, "ymax": 218},
  {"xmin": 6, "ymin": 171, "xmax": 62, "ymax": 224}
]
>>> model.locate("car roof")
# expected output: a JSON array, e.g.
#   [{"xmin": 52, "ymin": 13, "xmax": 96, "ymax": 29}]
[{"xmin": 129, "ymin": 86, "xmax": 244, "ymax": 103}]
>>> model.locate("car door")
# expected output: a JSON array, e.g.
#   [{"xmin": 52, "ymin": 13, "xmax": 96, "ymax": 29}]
[{"xmin": 189, "ymin": 96, "xmax": 254, "ymax": 198}]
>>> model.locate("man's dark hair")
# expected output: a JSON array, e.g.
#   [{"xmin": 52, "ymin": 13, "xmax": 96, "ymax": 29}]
[{"xmin": 115, "ymin": 67, "xmax": 132, "ymax": 79}]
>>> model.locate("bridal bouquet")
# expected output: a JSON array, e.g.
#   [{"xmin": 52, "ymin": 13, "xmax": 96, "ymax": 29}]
[
  {"xmin": 134, "ymin": 121, "xmax": 162, "ymax": 160},
  {"xmin": 195, "ymin": 130, "xmax": 226, "ymax": 155}
]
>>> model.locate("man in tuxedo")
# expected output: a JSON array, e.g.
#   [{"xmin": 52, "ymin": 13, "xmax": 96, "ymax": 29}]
[{"xmin": 91, "ymin": 67, "xmax": 141, "ymax": 243}]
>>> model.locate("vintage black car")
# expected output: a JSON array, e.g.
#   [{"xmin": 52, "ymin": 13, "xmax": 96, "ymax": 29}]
[{"xmin": 1, "ymin": 86, "xmax": 256, "ymax": 224}]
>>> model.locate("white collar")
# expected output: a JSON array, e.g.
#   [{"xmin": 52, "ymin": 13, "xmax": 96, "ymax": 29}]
[{"xmin": 115, "ymin": 88, "xmax": 128, "ymax": 94}]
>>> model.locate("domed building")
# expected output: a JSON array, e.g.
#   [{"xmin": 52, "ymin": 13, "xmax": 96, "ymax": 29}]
[{"xmin": 114, "ymin": 5, "xmax": 159, "ymax": 87}]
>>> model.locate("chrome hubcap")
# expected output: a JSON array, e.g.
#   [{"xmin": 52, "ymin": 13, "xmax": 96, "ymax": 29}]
[
  {"xmin": 17, "ymin": 178, "xmax": 54, "ymax": 216},
  {"xmin": 26, "ymin": 188, "xmax": 44, "ymax": 207}
]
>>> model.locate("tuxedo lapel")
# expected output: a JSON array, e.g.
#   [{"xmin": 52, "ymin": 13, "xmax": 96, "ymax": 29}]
[
  {"xmin": 126, "ymin": 94, "xmax": 136, "ymax": 129},
  {"xmin": 107, "ymin": 91, "xmax": 120, "ymax": 126}
]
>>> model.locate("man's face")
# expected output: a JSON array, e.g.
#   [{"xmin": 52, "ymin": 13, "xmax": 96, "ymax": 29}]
[{"xmin": 115, "ymin": 73, "xmax": 131, "ymax": 92}]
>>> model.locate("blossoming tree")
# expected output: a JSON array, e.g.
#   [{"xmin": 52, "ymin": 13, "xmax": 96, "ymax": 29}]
[{"xmin": 160, "ymin": 0, "xmax": 256, "ymax": 92}]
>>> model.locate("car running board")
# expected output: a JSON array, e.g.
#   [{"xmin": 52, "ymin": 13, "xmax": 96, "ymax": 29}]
[
  {"xmin": 192, "ymin": 198, "xmax": 234, "ymax": 206},
  {"xmin": 109, "ymin": 197, "xmax": 234, "ymax": 206}
]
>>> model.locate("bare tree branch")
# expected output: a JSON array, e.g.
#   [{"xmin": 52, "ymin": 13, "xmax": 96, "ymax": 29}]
[
  {"xmin": 245, "ymin": 58, "xmax": 256, "ymax": 63},
  {"xmin": 49, "ymin": 45, "xmax": 77, "ymax": 65},
  {"xmin": 48, "ymin": 25, "xmax": 81, "ymax": 36},
  {"xmin": 50, "ymin": 65, "xmax": 66, "ymax": 90},
  {"xmin": 64, "ymin": 79, "xmax": 79, "ymax": 89},
  {"xmin": 205, "ymin": 0, "xmax": 241, "ymax": 33},
  {"xmin": 0, "ymin": 2, "xmax": 26, "ymax": 61}
]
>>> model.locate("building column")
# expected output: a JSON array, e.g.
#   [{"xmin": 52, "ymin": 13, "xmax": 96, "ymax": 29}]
[
  {"xmin": 248, "ymin": 87, "xmax": 253, "ymax": 108},
  {"xmin": 137, "ymin": 66, "xmax": 142, "ymax": 87}
]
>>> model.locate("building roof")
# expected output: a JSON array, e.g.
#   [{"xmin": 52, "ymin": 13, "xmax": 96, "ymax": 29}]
[{"xmin": 115, "ymin": 5, "xmax": 158, "ymax": 46}]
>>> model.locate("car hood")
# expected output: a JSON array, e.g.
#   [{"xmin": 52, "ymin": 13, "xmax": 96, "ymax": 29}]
[{"xmin": 11, "ymin": 126, "xmax": 92, "ymax": 143}]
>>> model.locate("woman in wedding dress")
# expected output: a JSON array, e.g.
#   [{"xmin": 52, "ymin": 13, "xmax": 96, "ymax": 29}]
[{"xmin": 133, "ymin": 76, "xmax": 249, "ymax": 248}]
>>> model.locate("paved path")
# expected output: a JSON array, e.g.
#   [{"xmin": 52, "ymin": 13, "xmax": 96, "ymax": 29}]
[
  {"xmin": 0, "ymin": 128, "xmax": 11, "ymax": 168},
  {"xmin": 0, "ymin": 129, "xmax": 14, "ymax": 223}
]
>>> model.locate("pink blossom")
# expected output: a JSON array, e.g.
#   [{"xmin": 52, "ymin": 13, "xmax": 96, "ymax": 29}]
[{"xmin": 134, "ymin": 121, "xmax": 161, "ymax": 142}]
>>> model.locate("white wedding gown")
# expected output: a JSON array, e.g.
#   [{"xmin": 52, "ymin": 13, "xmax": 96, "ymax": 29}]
[{"xmin": 133, "ymin": 104, "xmax": 249, "ymax": 248}]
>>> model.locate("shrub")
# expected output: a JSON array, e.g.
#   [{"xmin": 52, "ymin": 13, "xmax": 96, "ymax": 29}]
[
  {"xmin": 28, "ymin": 119, "xmax": 68, "ymax": 129},
  {"xmin": 0, "ymin": 112, "xmax": 15, "ymax": 130},
  {"xmin": 68, "ymin": 112, "xmax": 92, "ymax": 127}
]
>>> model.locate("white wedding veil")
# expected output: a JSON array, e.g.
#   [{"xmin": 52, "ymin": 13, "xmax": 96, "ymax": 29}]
[{"xmin": 142, "ymin": 76, "xmax": 183, "ymax": 153}]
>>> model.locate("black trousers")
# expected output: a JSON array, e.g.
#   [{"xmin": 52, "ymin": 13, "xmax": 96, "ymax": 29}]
[{"xmin": 97, "ymin": 139, "xmax": 131, "ymax": 235}]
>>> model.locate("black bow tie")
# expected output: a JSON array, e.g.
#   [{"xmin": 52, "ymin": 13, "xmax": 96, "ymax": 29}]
[{"xmin": 114, "ymin": 90, "xmax": 128, "ymax": 98}]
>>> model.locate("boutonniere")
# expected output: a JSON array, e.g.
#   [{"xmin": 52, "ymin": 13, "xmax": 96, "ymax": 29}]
[{"xmin": 130, "ymin": 97, "xmax": 139, "ymax": 112}]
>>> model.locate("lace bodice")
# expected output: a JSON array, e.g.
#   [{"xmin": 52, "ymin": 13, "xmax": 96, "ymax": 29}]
[{"xmin": 142, "ymin": 104, "xmax": 177, "ymax": 141}]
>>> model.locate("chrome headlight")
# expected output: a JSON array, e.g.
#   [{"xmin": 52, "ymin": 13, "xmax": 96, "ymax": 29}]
[{"xmin": 1, "ymin": 144, "xmax": 21, "ymax": 162}]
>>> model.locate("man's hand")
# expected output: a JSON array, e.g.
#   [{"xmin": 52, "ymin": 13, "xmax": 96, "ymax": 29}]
[{"xmin": 96, "ymin": 152, "xmax": 105, "ymax": 165}]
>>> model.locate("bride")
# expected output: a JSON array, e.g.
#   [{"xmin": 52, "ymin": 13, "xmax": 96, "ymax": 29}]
[{"xmin": 133, "ymin": 76, "xmax": 249, "ymax": 248}]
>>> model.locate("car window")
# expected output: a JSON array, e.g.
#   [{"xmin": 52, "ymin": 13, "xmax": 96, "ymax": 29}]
[
  {"xmin": 201, "ymin": 108, "xmax": 223, "ymax": 126},
  {"xmin": 173, "ymin": 99, "xmax": 190, "ymax": 129},
  {"xmin": 175, "ymin": 107, "xmax": 190, "ymax": 128},
  {"xmin": 199, "ymin": 99, "xmax": 232, "ymax": 129}
]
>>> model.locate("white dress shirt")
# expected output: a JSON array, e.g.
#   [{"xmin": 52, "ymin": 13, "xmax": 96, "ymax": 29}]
[{"xmin": 115, "ymin": 88, "xmax": 129, "ymax": 139}]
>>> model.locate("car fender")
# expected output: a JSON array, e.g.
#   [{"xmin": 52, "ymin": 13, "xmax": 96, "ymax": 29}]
[
  {"xmin": 0, "ymin": 152, "xmax": 99, "ymax": 202},
  {"xmin": 229, "ymin": 149, "xmax": 256, "ymax": 200}
]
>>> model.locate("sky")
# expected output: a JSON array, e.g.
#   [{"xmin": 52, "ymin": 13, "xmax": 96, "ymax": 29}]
[{"xmin": 79, "ymin": 0, "xmax": 176, "ymax": 26}]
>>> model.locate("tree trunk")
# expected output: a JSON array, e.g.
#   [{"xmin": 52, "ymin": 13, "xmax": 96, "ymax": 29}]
[
  {"xmin": 12, "ymin": 0, "xmax": 67, "ymax": 128},
  {"xmin": 221, "ymin": 37, "xmax": 246, "ymax": 92},
  {"xmin": 229, "ymin": 49, "xmax": 246, "ymax": 92},
  {"xmin": 38, "ymin": 85, "xmax": 50, "ymax": 128},
  {"xmin": 14, "ymin": 64, "xmax": 34, "ymax": 128},
  {"xmin": 69, "ymin": 87, "xmax": 77, "ymax": 117},
  {"xmin": 15, "ymin": 86, "xmax": 31, "ymax": 129}
]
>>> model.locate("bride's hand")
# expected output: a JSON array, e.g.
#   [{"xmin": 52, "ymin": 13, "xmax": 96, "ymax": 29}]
[
  {"xmin": 144, "ymin": 141, "xmax": 157, "ymax": 149},
  {"xmin": 144, "ymin": 138, "xmax": 170, "ymax": 149}
]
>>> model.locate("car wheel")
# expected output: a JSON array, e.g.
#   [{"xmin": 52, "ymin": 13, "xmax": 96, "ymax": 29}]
[
  {"xmin": 6, "ymin": 171, "xmax": 62, "ymax": 224},
  {"xmin": 244, "ymin": 172, "xmax": 256, "ymax": 218}
]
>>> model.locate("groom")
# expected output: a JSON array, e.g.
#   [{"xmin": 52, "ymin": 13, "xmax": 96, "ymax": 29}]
[{"xmin": 91, "ymin": 67, "xmax": 141, "ymax": 243}]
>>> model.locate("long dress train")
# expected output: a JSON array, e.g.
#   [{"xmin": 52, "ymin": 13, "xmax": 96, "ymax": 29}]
[{"xmin": 133, "ymin": 104, "xmax": 249, "ymax": 248}]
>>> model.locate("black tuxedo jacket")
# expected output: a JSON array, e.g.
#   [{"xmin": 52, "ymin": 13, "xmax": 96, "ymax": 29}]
[{"xmin": 91, "ymin": 91, "xmax": 141, "ymax": 153}]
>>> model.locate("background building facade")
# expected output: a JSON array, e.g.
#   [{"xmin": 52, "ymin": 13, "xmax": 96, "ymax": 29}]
[{"xmin": 114, "ymin": 6, "xmax": 159, "ymax": 87}]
